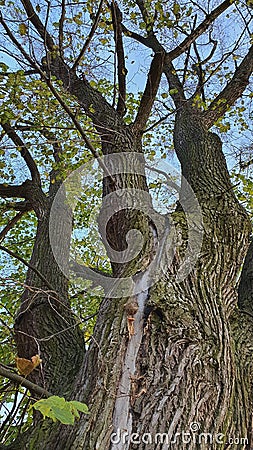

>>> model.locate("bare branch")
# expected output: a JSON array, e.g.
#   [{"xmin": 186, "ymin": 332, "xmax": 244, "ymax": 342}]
[
  {"xmin": 144, "ymin": 107, "xmax": 176, "ymax": 133},
  {"xmin": 145, "ymin": 164, "xmax": 180, "ymax": 192},
  {"xmin": 182, "ymin": 43, "xmax": 191, "ymax": 86},
  {"xmin": 121, "ymin": 26, "xmax": 185, "ymax": 108},
  {"xmin": 1, "ymin": 122, "xmax": 41, "ymax": 185},
  {"xmin": 122, "ymin": 24, "xmax": 155, "ymax": 49},
  {"xmin": 166, "ymin": 0, "xmax": 235, "ymax": 62},
  {"xmin": 0, "ymin": 364, "xmax": 51, "ymax": 398},
  {"xmin": 240, "ymin": 158, "xmax": 253, "ymax": 170},
  {"xmin": 111, "ymin": 0, "xmax": 127, "ymax": 116},
  {"xmin": 133, "ymin": 51, "xmax": 165, "ymax": 133},
  {"xmin": 0, "ymin": 183, "xmax": 27, "ymax": 199},
  {"xmin": 0, "ymin": 13, "xmax": 43, "ymax": 72},
  {"xmin": 201, "ymin": 35, "xmax": 218, "ymax": 65},
  {"xmin": 72, "ymin": 0, "xmax": 104, "ymax": 70},
  {"xmin": 203, "ymin": 44, "xmax": 253, "ymax": 128},
  {"xmin": 190, "ymin": 33, "xmax": 218, "ymax": 103},
  {"xmin": 59, "ymin": 0, "xmax": 66, "ymax": 58}
]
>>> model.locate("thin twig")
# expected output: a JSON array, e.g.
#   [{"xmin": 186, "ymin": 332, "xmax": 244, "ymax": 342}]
[
  {"xmin": 72, "ymin": 0, "xmax": 104, "ymax": 70},
  {"xmin": 0, "ymin": 14, "xmax": 115, "ymax": 184},
  {"xmin": 1, "ymin": 122, "xmax": 41, "ymax": 185}
]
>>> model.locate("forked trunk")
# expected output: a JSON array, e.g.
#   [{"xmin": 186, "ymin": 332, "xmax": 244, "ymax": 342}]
[{"xmin": 9, "ymin": 113, "xmax": 253, "ymax": 450}]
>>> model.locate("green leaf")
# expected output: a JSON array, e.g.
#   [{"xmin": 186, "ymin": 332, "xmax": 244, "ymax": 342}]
[
  {"xmin": 52, "ymin": 406, "xmax": 75, "ymax": 425},
  {"xmin": 169, "ymin": 88, "xmax": 178, "ymax": 95},
  {"xmin": 0, "ymin": 62, "xmax": 9, "ymax": 72},
  {"xmin": 32, "ymin": 396, "xmax": 89, "ymax": 425},
  {"xmin": 69, "ymin": 400, "xmax": 89, "ymax": 414},
  {"xmin": 172, "ymin": 3, "xmax": 180, "ymax": 16},
  {"xmin": 32, "ymin": 402, "xmax": 52, "ymax": 419}
]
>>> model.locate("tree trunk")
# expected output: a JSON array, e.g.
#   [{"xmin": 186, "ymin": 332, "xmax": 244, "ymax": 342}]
[
  {"xmin": 14, "ymin": 182, "xmax": 85, "ymax": 397},
  {"xmin": 7, "ymin": 110, "xmax": 253, "ymax": 449}
]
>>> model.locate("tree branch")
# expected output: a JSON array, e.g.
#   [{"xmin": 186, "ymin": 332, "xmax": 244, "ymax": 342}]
[
  {"xmin": 122, "ymin": 1, "xmax": 235, "ymax": 109},
  {"xmin": 192, "ymin": 39, "xmax": 206, "ymax": 103},
  {"xmin": 18, "ymin": 1, "xmax": 120, "ymax": 129},
  {"xmin": 15, "ymin": 121, "xmax": 64, "ymax": 163},
  {"xmin": 166, "ymin": 0, "xmax": 235, "ymax": 62},
  {"xmin": 203, "ymin": 44, "xmax": 253, "ymax": 128},
  {"xmin": 163, "ymin": 61, "xmax": 186, "ymax": 108},
  {"xmin": 0, "ymin": 9, "xmax": 120, "ymax": 132},
  {"xmin": 0, "ymin": 364, "xmax": 51, "ymax": 398},
  {"xmin": 37, "ymin": 128, "xmax": 62, "ymax": 164},
  {"xmin": 0, "ymin": 245, "xmax": 56, "ymax": 292},
  {"xmin": 0, "ymin": 69, "xmax": 39, "ymax": 76},
  {"xmin": 70, "ymin": 259, "xmax": 111, "ymax": 286},
  {"xmin": 122, "ymin": 24, "xmax": 155, "ymax": 49},
  {"xmin": 111, "ymin": 0, "xmax": 127, "ymax": 117},
  {"xmin": 240, "ymin": 158, "xmax": 253, "ymax": 170},
  {"xmin": 0, "ymin": 15, "xmax": 115, "ymax": 180},
  {"xmin": 0, "ymin": 200, "xmax": 32, "ymax": 212},
  {"xmin": 72, "ymin": 0, "xmax": 104, "ymax": 70},
  {"xmin": 135, "ymin": 0, "xmax": 152, "ymax": 28},
  {"xmin": 182, "ymin": 41, "xmax": 192, "ymax": 86},
  {"xmin": 40, "ymin": 77, "xmax": 115, "ymax": 179},
  {"xmin": 0, "ymin": 211, "xmax": 27, "ymax": 242},
  {"xmin": 1, "ymin": 122, "xmax": 41, "ymax": 186},
  {"xmin": 0, "ymin": 183, "xmax": 27, "ymax": 199},
  {"xmin": 59, "ymin": 0, "xmax": 66, "ymax": 58},
  {"xmin": 133, "ymin": 51, "xmax": 165, "ymax": 133},
  {"xmin": 20, "ymin": 0, "xmax": 55, "ymax": 51},
  {"xmin": 122, "ymin": 0, "xmax": 233, "ymax": 64},
  {"xmin": 121, "ymin": 26, "xmax": 185, "ymax": 108}
]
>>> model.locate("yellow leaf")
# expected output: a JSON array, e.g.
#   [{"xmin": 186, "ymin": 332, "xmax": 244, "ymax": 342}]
[
  {"xmin": 31, "ymin": 354, "xmax": 42, "ymax": 368},
  {"xmin": 19, "ymin": 23, "xmax": 28, "ymax": 36}
]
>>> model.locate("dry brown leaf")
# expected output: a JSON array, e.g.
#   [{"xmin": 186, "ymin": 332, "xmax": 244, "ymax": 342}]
[{"xmin": 15, "ymin": 354, "xmax": 42, "ymax": 376}]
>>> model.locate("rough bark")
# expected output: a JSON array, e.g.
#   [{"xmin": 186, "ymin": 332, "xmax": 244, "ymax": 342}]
[
  {"xmin": 238, "ymin": 239, "xmax": 253, "ymax": 316},
  {"xmin": 6, "ymin": 107, "xmax": 253, "ymax": 450},
  {"xmin": 1, "ymin": 1, "xmax": 253, "ymax": 448},
  {"xmin": 14, "ymin": 182, "xmax": 85, "ymax": 398}
]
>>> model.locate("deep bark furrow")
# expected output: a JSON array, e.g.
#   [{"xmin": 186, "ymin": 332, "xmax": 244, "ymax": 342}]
[
  {"xmin": 14, "ymin": 194, "xmax": 85, "ymax": 395},
  {"xmin": 7, "ymin": 104, "xmax": 253, "ymax": 450}
]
